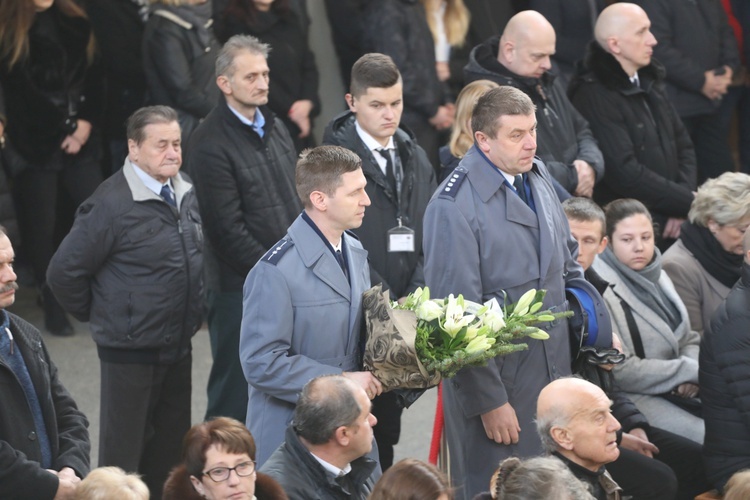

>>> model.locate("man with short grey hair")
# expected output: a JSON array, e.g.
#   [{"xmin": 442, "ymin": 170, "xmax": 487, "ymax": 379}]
[
  {"xmin": 184, "ymin": 34, "xmax": 301, "ymax": 422},
  {"xmin": 261, "ymin": 375, "xmax": 379, "ymax": 499},
  {"xmin": 536, "ymin": 378, "xmax": 623, "ymax": 500}
]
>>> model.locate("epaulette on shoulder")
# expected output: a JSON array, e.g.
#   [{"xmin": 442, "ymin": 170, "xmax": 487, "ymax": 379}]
[
  {"xmin": 438, "ymin": 167, "xmax": 468, "ymax": 199},
  {"xmin": 261, "ymin": 239, "xmax": 294, "ymax": 265},
  {"xmin": 344, "ymin": 229, "xmax": 360, "ymax": 241}
]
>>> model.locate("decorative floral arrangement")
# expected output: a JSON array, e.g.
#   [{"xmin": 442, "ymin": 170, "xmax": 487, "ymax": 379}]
[{"xmin": 362, "ymin": 285, "xmax": 572, "ymax": 393}]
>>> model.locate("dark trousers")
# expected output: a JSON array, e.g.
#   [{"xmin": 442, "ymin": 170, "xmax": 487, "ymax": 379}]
[
  {"xmin": 99, "ymin": 354, "xmax": 192, "ymax": 500},
  {"xmin": 205, "ymin": 290, "xmax": 248, "ymax": 422},
  {"xmin": 372, "ymin": 391, "xmax": 404, "ymax": 470},
  {"xmin": 607, "ymin": 426, "xmax": 710, "ymax": 500},
  {"xmin": 14, "ymin": 145, "xmax": 102, "ymax": 283},
  {"xmin": 682, "ymin": 109, "xmax": 735, "ymax": 184}
]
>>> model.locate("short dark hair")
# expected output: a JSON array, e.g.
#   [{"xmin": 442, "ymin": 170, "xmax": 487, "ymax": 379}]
[
  {"xmin": 562, "ymin": 197, "xmax": 606, "ymax": 239},
  {"xmin": 369, "ymin": 459, "xmax": 453, "ymax": 500},
  {"xmin": 471, "ymin": 86, "xmax": 536, "ymax": 139},
  {"xmin": 292, "ymin": 375, "xmax": 362, "ymax": 445},
  {"xmin": 350, "ymin": 53, "xmax": 401, "ymax": 98},
  {"xmin": 296, "ymin": 145, "xmax": 362, "ymax": 208},
  {"xmin": 604, "ymin": 198, "xmax": 652, "ymax": 239},
  {"xmin": 126, "ymin": 106, "xmax": 179, "ymax": 145},
  {"xmin": 181, "ymin": 417, "xmax": 256, "ymax": 479}
]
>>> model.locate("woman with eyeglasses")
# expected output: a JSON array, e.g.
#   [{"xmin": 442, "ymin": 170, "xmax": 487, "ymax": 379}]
[{"xmin": 163, "ymin": 417, "xmax": 288, "ymax": 500}]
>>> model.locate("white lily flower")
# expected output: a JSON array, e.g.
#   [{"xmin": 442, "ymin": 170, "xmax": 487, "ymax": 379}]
[
  {"xmin": 416, "ymin": 300, "xmax": 444, "ymax": 322},
  {"xmin": 442, "ymin": 295, "xmax": 474, "ymax": 337},
  {"xmin": 513, "ymin": 289, "xmax": 537, "ymax": 316},
  {"xmin": 465, "ymin": 335, "xmax": 495, "ymax": 354},
  {"xmin": 482, "ymin": 309, "xmax": 506, "ymax": 331}
]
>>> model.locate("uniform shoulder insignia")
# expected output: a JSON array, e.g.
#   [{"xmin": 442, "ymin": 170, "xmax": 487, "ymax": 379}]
[
  {"xmin": 344, "ymin": 229, "xmax": 360, "ymax": 241},
  {"xmin": 438, "ymin": 167, "xmax": 468, "ymax": 199},
  {"xmin": 262, "ymin": 239, "xmax": 294, "ymax": 265}
]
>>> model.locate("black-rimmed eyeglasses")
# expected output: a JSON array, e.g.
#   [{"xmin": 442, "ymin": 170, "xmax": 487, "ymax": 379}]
[{"xmin": 202, "ymin": 460, "xmax": 256, "ymax": 482}]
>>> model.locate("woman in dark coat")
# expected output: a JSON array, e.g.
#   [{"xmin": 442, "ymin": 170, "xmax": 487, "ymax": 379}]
[
  {"xmin": 142, "ymin": 0, "xmax": 221, "ymax": 146},
  {"xmin": 216, "ymin": 0, "xmax": 320, "ymax": 153},
  {"xmin": 0, "ymin": 0, "xmax": 104, "ymax": 336}
]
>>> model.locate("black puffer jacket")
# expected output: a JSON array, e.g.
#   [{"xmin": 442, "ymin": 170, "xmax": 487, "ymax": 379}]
[
  {"xmin": 361, "ymin": 0, "xmax": 445, "ymax": 121},
  {"xmin": 0, "ymin": 312, "xmax": 90, "ymax": 500},
  {"xmin": 323, "ymin": 111, "xmax": 436, "ymax": 299},
  {"xmin": 701, "ymin": 262, "xmax": 750, "ymax": 491},
  {"xmin": 569, "ymin": 41, "xmax": 696, "ymax": 224},
  {"xmin": 464, "ymin": 36, "xmax": 604, "ymax": 194},
  {"xmin": 0, "ymin": 5, "xmax": 102, "ymax": 165},
  {"xmin": 47, "ymin": 164, "xmax": 204, "ymax": 365},
  {"xmin": 142, "ymin": 7, "xmax": 221, "ymax": 140},
  {"xmin": 635, "ymin": 0, "xmax": 740, "ymax": 118},
  {"xmin": 185, "ymin": 99, "xmax": 301, "ymax": 292}
]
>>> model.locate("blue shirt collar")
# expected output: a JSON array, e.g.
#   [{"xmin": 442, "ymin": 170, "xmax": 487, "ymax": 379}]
[
  {"xmin": 227, "ymin": 103, "xmax": 265, "ymax": 131},
  {"xmin": 130, "ymin": 160, "xmax": 172, "ymax": 196}
]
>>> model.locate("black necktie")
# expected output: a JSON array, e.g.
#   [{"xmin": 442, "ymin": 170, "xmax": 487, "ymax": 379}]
[
  {"xmin": 376, "ymin": 148, "xmax": 397, "ymax": 194},
  {"xmin": 513, "ymin": 174, "xmax": 528, "ymax": 206},
  {"xmin": 335, "ymin": 249, "xmax": 348, "ymax": 279},
  {"xmin": 160, "ymin": 184, "xmax": 177, "ymax": 207}
]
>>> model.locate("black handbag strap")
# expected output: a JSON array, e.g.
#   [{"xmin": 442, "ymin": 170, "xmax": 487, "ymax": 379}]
[{"xmin": 620, "ymin": 299, "xmax": 646, "ymax": 359}]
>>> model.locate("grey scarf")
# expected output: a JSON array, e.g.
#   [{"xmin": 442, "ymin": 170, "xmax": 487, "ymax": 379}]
[{"xmin": 600, "ymin": 246, "xmax": 681, "ymax": 330}]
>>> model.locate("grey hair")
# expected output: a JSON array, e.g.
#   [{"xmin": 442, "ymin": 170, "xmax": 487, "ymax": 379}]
[
  {"xmin": 471, "ymin": 86, "xmax": 536, "ymax": 140},
  {"xmin": 688, "ymin": 172, "xmax": 750, "ymax": 227},
  {"xmin": 536, "ymin": 403, "xmax": 574, "ymax": 454},
  {"xmin": 126, "ymin": 106, "xmax": 179, "ymax": 145},
  {"xmin": 216, "ymin": 35, "xmax": 271, "ymax": 78},
  {"xmin": 492, "ymin": 456, "xmax": 596, "ymax": 500},
  {"xmin": 292, "ymin": 375, "xmax": 362, "ymax": 445}
]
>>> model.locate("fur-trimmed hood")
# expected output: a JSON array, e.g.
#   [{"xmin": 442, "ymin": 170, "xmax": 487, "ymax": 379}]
[
  {"xmin": 569, "ymin": 40, "xmax": 666, "ymax": 97},
  {"xmin": 163, "ymin": 464, "xmax": 289, "ymax": 500}
]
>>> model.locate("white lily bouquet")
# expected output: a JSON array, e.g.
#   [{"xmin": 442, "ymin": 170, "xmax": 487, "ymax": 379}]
[{"xmin": 362, "ymin": 285, "xmax": 572, "ymax": 394}]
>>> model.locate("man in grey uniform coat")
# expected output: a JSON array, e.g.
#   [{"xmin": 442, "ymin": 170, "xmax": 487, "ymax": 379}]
[
  {"xmin": 240, "ymin": 145, "xmax": 383, "ymax": 466},
  {"xmin": 423, "ymin": 86, "xmax": 591, "ymax": 499}
]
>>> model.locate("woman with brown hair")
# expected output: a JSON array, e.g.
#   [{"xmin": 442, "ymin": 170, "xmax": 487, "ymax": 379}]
[
  {"xmin": 0, "ymin": 0, "xmax": 103, "ymax": 336},
  {"xmin": 163, "ymin": 417, "xmax": 287, "ymax": 500},
  {"xmin": 369, "ymin": 458, "xmax": 453, "ymax": 500}
]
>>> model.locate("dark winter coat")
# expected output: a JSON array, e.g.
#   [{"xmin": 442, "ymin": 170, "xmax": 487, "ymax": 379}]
[
  {"xmin": 261, "ymin": 425, "xmax": 378, "ymax": 500},
  {"xmin": 217, "ymin": 8, "xmax": 320, "ymax": 151},
  {"xmin": 185, "ymin": 99, "xmax": 301, "ymax": 293},
  {"xmin": 0, "ymin": 312, "xmax": 90, "ymax": 500},
  {"xmin": 361, "ymin": 0, "xmax": 445, "ymax": 121},
  {"xmin": 464, "ymin": 36, "xmax": 604, "ymax": 194},
  {"xmin": 636, "ymin": 0, "xmax": 740, "ymax": 118},
  {"xmin": 701, "ymin": 262, "xmax": 750, "ymax": 491},
  {"xmin": 142, "ymin": 7, "xmax": 221, "ymax": 141},
  {"xmin": 0, "ymin": 5, "xmax": 102, "ymax": 165},
  {"xmin": 323, "ymin": 111, "xmax": 436, "ymax": 299},
  {"xmin": 84, "ymin": 0, "xmax": 147, "ymax": 139},
  {"xmin": 569, "ymin": 41, "xmax": 696, "ymax": 225},
  {"xmin": 163, "ymin": 464, "xmax": 288, "ymax": 500},
  {"xmin": 46, "ymin": 162, "xmax": 204, "ymax": 365}
]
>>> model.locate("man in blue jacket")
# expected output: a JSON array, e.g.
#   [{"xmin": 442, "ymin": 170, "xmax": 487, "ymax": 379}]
[{"xmin": 241, "ymin": 145, "xmax": 382, "ymax": 466}]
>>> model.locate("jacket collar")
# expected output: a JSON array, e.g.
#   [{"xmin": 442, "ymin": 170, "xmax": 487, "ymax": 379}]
[
  {"xmin": 122, "ymin": 159, "xmax": 192, "ymax": 206},
  {"xmin": 578, "ymin": 40, "xmax": 665, "ymax": 95},
  {"xmin": 282, "ymin": 425, "xmax": 377, "ymax": 495}
]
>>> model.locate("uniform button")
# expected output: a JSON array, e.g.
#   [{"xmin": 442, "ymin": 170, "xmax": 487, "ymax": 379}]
[
  {"xmin": 205, "ymin": 47, "xmax": 211, "ymax": 53},
  {"xmin": 444, "ymin": 187, "xmax": 451, "ymax": 192},
  {"xmin": 28, "ymin": 431, "xmax": 37, "ymax": 441}
]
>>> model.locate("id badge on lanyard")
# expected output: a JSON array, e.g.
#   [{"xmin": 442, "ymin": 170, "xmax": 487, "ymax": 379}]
[{"xmin": 388, "ymin": 218, "xmax": 415, "ymax": 252}]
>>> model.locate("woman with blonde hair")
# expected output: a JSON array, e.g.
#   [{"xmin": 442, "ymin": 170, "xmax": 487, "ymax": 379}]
[
  {"xmin": 75, "ymin": 467, "xmax": 149, "ymax": 500},
  {"xmin": 421, "ymin": 0, "xmax": 470, "ymax": 83},
  {"xmin": 663, "ymin": 172, "xmax": 750, "ymax": 335},
  {"xmin": 438, "ymin": 79, "xmax": 498, "ymax": 181}
]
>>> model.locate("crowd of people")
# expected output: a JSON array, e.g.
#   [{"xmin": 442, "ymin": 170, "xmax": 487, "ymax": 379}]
[{"xmin": 2, "ymin": 0, "xmax": 750, "ymax": 499}]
